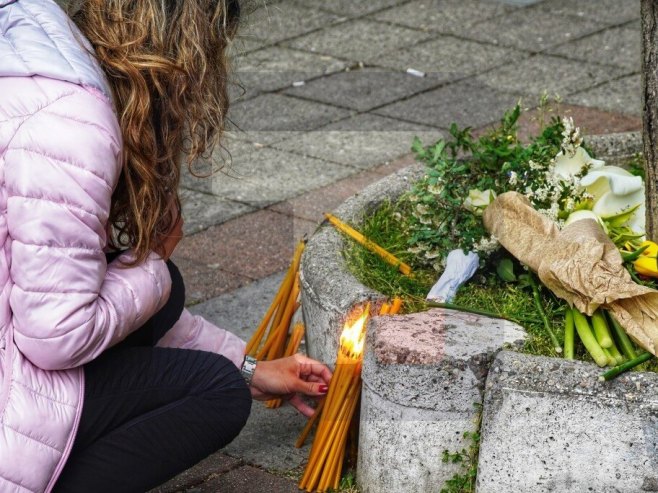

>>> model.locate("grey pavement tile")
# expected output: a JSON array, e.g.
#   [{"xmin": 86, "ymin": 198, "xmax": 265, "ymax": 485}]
[
  {"xmin": 233, "ymin": 46, "xmax": 348, "ymax": 96},
  {"xmin": 296, "ymin": 0, "xmax": 407, "ymax": 17},
  {"xmin": 180, "ymin": 139, "xmax": 262, "ymax": 194},
  {"xmin": 374, "ymin": 78, "xmax": 524, "ymax": 129},
  {"xmin": 180, "ymin": 188, "xmax": 255, "ymax": 235},
  {"xmin": 474, "ymin": 54, "xmax": 627, "ymax": 98},
  {"xmin": 223, "ymin": 404, "xmax": 312, "ymax": 473},
  {"xmin": 548, "ymin": 25, "xmax": 640, "ymax": 72},
  {"xmin": 198, "ymin": 464, "xmax": 299, "ymax": 492},
  {"xmin": 285, "ymin": 19, "xmax": 433, "ymax": 62},
  {"xmin": 565, "ymin": 74, "xmax": 642, "ymax": 117},
  {"xmin": 190, "ymin": 271, "xmax": 286, "ymax": 342},
  {"xmin": 208, "ymin": 146, "xmax": 357, "ymax": 205},
  {"xmin": 283, "ymin": 67, "xmax": 444, "ymax": 111},
  {"xmin": 151, "ymin": 454, "xmax": 242, "ymax": 493},
  {"xmin": 366, "ymin": 35, "xmax": 525, "ymax": 79},
  {"xmin": 228, "ymin": 94, "xmax": 353, "ymax": 143},
  {"xmin": 371, "ymin": 0, "xmax": 513, "ymax": 34},
  {"xmin": 272, "ymin": 114, "xmax": 441, "ymax": 169},
  {"xmin": 240, "ymin": 1, "xmax": 345, "ymax": 45},
  {"xmin": 532, "ymin": 0, "xmax": 640, "ymax": 25},
  {"xmin": 465, "ymin": 8, "xmax": 606, "ymax": 52}
]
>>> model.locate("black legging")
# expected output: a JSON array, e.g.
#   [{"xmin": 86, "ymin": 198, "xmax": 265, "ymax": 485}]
[{"xmin": 53, "ymin": 258, "xmax": 252, "ymax": 493}]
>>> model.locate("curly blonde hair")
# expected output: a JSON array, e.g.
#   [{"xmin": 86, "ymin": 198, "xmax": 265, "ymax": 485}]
[{"xmin": 71, "ymin": 0, "xmax": 240, "ymax": 264}]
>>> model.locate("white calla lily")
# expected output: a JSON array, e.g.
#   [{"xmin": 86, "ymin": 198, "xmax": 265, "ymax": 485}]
[
  {"xmin": 553, "ymin": 147, "xmax": 605, "ymax": 180},
  {"xmin": 580, "ymin": 165, "xmax": 645, "ymax": 234},
  {"xmin": 463, "ymin": 189, "xmax": 496, "ymax": 215},
  {"xmin": 563, "ymin": 210, "xmax": 607, "ymax": 232}
]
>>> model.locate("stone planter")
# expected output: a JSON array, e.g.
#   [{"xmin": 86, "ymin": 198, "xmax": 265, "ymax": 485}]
[
  {"xmin": 298, "ymin": 131, "xmax": 653, "ymax": 493},
  {"xmin": 298, "ymin": 164, "xmax": 528, "ymax": 492}
]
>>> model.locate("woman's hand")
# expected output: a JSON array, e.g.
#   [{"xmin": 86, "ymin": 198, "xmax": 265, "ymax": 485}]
[
  {"xmin": 155, "ymin": 196, "xmax": 184, "ymax": 260},
  {"xmin": 249, "ymin": 353, "xmax": 332, "ymax": 417}
]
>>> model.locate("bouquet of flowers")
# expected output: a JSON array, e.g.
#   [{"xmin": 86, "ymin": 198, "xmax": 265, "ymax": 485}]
[{"xmin": 404, "ymin": 105, "xmax": 655, "ymax": 375}]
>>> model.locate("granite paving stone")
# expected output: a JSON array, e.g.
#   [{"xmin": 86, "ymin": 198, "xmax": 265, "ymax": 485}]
[
  {"xmin": 180, "ymin": 188, "xmax": 254, "ymax": 235},
  {"xmin": 150, "ymin": 454, "xmax": 243, "ymax": 493},
  {"xmin": 548, "ymin": 25, "xmax": 640, "ymax": 72},
  {"xmin": 283, "ymin": 67, "xmax": 443, "ymax": 112},
  {"xmin": 474, "ymin": 53, "xmax": 627, "ymax": 98},
  {"xmin": 189, "ymin": 271, "xmax": 286, "ymax": 342},
  {"xmin": 371, "ymin": 0, "xmax": 514, "ymax": 34},
  {"xmin": 240, "ymin": 1, "xmax": 345, "ymax": 46},
  {"xmin": 207, "ymin": 146, "xmax": 357, "ymax": 206},
  {"xmin": 271, "ymin": 113, "xmax": 440, "ymax": 169},
  {"xmin": 222, "ymin": 404, "xmax": 313, "ymax": 473},
  {"xmin": 173, "ymin": 255, "xmax": 253, "ymax": 306},
  {"xmin": 532, "ymin": 0, "xmax": 640, "ymax": 25},
  {"xmin": 465, "ymin": 8, "xmax": 606, "ymax": 52},
  {"xmin": 566, "ymin": 73, "xmax": 642, "ymax": 116},
  {"xmin": 269, "ymin": 169, "xmax": 390, "ymax": 222},
  {"xmin": 174, "ymin": 209, "xmax": 315, "ymax": 280},
  {"xmin": 294, "ymin": 0, "xmax": 407, "ymax": 17},
  {"xmin": 375, "ymin": 78, "xmax": 523, "ymax": 129},
  {"xmin": 228, "ymin": 94, "xmax": 353, "ymax": 143},
  {"xmin": 285, "ymin": 19, "xmax": 433, "ymax": 62},
  {"xmin": 196, "ymin": 465, "xmax": 299, "ymax": 492},
  {"xmin": 366, "ymin": 35, "xmax": 525, "ymax": 79},
  {"xmin": 233, "ymin": 46, "xmax": 348, "ymax": 97}
]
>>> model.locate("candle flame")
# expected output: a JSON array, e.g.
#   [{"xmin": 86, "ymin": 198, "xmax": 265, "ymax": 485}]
[{"xmin": 339, "ymin": 304, "xmax": 370, "ymax": 358}]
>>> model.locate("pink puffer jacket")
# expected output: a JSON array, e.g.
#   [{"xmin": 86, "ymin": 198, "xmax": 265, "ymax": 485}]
[{"xmin": 0, "ymin": 1, "xmax": 246, "ymax": 491}]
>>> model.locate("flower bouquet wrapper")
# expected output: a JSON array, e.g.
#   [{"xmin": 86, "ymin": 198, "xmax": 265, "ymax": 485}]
[{"xmin": 483, "ymin": 191, "xmax": 658, "ymax": 356}]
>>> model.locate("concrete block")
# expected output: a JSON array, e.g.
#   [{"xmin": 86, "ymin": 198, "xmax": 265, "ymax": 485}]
[
  {"xmin": 300, "ymin": 164, "xmax": 424, "ymax": 365},
  {"xmin": 463, "ymin": 8, "xmax": 605, "ymax": 52},
  {"xmin": 375, "ymin": 79, "xmax": 524, "ymax": 130},
  {"xmin": 283, "ymin": 68, "xmax": 443, "ymax": 112},
  {"xmin": 566, "ymin": 74, "xmax": 642, "ymax": 117},
  {"xmin": 208, "ymin": 146, "xmax": 356, "ymax": 206},
  {"xmin": 371, "ymin": 0, "xmax": 513, "ymax": 34},
  {"xmin": 358, "ymin": 310, "xmax": 526, "ymax": 493},
  {"xmin": 368, "ymin": 35, "xmax": 523, "ymax": 77},
  {"xmin": 587, "ymin": 131, "xmax": 642, "ymax": 168},
  {"xmin": 285, "ymin": 19, "xmax": 432, "ymax": 62},
  {"xmin": 475, "ymin": 54, "xmax": 626, "ymax": 98},
  {"xmin": 272, "ymin": 114, "xmax": 440, "ymax": 169},
  {"xmin": 477, "ymin": 351, "xmax": 658, "ymax": 493},
  {"xmin": 548, "ymin": 26, "xmax": 640, "ymax": 72}
]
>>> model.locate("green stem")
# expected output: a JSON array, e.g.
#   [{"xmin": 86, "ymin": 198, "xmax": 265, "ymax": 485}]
[
  {"xmin": 621, "ymin": 245, "xmax": 649, "ymax": 262},
  {"xmin": 564, "ymin": 309, "xmax": 574, "ymax": 359},
  {"xmin": 606, "ymin": 312, "xmax": 638, "ymax": 360},
  {"xmin": 527, "ymin": 274, "xmax": 562, "ymax": 354},
  {"xmin": 591, "ymin": 311, "xmax": 613, "ymax": 349},
  {"xmin": 600, "ymin": 352, "xmax": 653, "ymax": 381},
  {"xmin": 627, "ymin": 265, "xmax": 644, "ymax": 285},
  {"xmin": 606, "ymin": 341, "xmax": 625, "ymax": 365},
  {"xmin": 572, "ymin": 310, "xmax": 608, "ymax": 367},
  {"xmin": 425, "ymin": 301, "xmax": 508, "ymax": 320}
]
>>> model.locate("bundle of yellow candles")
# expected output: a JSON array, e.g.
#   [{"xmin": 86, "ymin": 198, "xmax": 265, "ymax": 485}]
[
  {"xmin": 245, "ymin": 241, "xmax": 306, "ymax": 408},
  {"xmin": 297, "ymin": 304, "xmax": 370, "ymax": 492},
  {"xmin": 378, "ymin": 296, "xmax": 403, "ymax": 316},
  {"xmin": 324, "ymin": 213, "xmax": 412, "ymax": 276}
]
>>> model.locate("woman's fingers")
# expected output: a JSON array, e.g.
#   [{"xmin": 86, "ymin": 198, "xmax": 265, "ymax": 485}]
[
  {"xmin": 289, "ymin": 394, "xmax": 316, "ymax": 418},
  {"xmin": 295, "ymin": 354, "xmax": 332, "ymax": 385}
]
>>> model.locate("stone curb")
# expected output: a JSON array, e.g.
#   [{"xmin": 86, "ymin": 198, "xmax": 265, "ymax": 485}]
[{"xmin": 299, "ymin": 163, "xmax": 424, "ymax": 364}]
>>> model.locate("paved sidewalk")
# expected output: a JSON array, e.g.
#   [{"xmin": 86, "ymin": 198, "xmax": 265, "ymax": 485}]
[{"xmin": 165, "ymin": 0, "xmax": 643, "ymax": 490}]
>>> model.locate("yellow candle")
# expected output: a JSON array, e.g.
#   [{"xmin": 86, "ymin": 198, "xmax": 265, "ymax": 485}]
[{"xmin": 325, "ymin": 213, "xmax": 412, "ymax": 276}]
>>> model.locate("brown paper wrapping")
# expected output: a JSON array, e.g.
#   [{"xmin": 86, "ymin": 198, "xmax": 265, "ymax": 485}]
[{"xmin": 483, "ymin": 191, "xmax": 658, "ymax": 355}]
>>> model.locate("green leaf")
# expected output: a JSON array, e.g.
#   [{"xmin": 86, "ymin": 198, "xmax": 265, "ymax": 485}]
[{"xmin": 496, "ymin": 258, "xmax": 516, "ymax": 282}]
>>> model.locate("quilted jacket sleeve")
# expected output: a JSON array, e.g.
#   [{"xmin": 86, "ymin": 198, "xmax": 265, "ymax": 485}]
[{"xmin": 6, "ymin": 87, "xmax": 172, "ymax": 371}]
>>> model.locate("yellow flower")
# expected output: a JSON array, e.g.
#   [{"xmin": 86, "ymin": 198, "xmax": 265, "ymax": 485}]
[{"xmin": 634, "ymin": 241, "xmax": 658, "ymax": 277}]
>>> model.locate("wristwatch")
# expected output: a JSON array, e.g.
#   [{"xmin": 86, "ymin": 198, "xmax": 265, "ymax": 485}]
[{"xmin": 241, "ymin": 355, "xmax": 257, "ymax": 385}]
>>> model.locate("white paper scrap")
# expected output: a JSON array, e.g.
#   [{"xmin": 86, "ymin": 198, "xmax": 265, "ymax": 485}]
[{"xmin": 426, "ymin": 249, "xmax": 479, "ymax": 303}]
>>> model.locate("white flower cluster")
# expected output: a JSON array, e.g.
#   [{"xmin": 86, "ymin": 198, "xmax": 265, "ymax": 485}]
[
  {"xmin": 560, "ymin": 117, "xmax": 583, "ymax": 157},
  {"xmin": 472, "ymin": 235, "xmax": 499, "ymax": 255}
]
